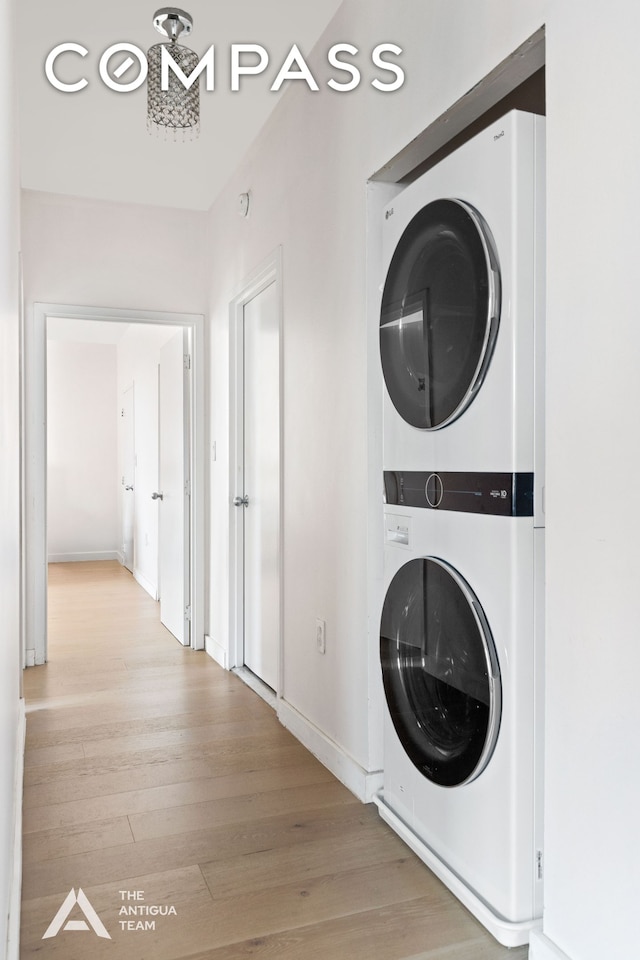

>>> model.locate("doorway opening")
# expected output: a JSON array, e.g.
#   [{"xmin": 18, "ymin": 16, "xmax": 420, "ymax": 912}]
[{"xmin": 24, "ymin": 303, "xmax": 205, "ymax": 666}]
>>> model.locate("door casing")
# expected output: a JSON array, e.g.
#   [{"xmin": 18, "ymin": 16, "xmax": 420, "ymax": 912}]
[{"xmin": 24, "ymin": 302, "xmax": 205, "ymax": 665}]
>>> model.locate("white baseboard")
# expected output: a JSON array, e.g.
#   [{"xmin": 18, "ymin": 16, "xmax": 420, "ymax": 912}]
[
  {"xmin": 277, "ymin": 699, "xmax": 383, "ymax": 803},
  {"xmin": 47, "ymin": 551, "xmax": 119, "ymax": 563},
  {"xmin": 204, "ymin": 634, "xmax": 228, "ymax": 669},
  {"xmin": 6, "ymin": 699, "xmax": 25, "ymax": 960},
  {"xmin": 529, "ymin": 931, "xmax": 573, "ymax": 960},
  {"xmin": 116, "ymin": 551, "xmax": 125, "ymax": 566},
  {"xmin": 133, "ymin": 569, "xmax": 158, "ymax": 601}
]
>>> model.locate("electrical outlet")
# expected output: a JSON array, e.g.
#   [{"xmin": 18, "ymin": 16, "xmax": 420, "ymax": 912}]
[{"xmin": 316, "ymin": 618, "xmax": 326, "ymax": 655}]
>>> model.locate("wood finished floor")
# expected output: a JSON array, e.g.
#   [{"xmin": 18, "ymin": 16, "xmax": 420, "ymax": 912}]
[{"xmin": 20, "ymin": 561, "xmax": 527, "ymax": 959}]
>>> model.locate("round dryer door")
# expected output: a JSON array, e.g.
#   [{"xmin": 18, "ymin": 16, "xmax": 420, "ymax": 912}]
[
  {"xmin": 380, "ymin": 556, "xmax": 501, "ymax": 787},
  {"xmin": 380, "ymin": 199, "xmax": 500, "ymax": 430}
]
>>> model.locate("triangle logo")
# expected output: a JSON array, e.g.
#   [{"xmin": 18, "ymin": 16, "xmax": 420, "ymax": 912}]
[{"xmin": 42, "ymin": 888, "xmax": 112, "ymax": 940}]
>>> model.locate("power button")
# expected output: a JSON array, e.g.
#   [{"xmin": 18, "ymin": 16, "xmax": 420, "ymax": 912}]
[{"xmin": 425, "ymin": 473, "xmax": 444, "ymax": 508}]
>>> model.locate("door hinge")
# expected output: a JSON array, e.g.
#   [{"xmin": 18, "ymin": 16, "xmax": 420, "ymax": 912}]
[
  {"xmin": 536, "ymin": 849, "xmax": 543, "ymax": 881},
  {"xmin": 185, "ymin": 479, "xmax": 191, "ymax": 497},
  {"xmin": 183, "ymin": 353, "xmax": 191, "ymax": 370},
  {"xmin": 184, "ymin": 604, "xmax": 192, "ymax": 621}
]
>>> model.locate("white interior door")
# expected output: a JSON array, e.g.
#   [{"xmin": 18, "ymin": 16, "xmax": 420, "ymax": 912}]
[
  {"xmin": 158, "ymin": 329, "xmax": 190, "ymax": 645},
  {"xmin": 240, "ymin": 280, "xmax": 280, "ymax": 690},
  {"xmin": 120, "ymin": 384, "xmax": 135, "ymax": 573}
]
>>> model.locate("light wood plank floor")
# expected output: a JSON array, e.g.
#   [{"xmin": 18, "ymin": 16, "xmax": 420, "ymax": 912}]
[{"xmin": 21, "ymin": 561, "xmax": 527, "ymax": 959}]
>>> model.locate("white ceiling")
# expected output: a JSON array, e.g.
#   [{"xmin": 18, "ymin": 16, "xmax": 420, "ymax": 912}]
[{"xmin": 17, "ymin": 0, "xmax": 344, "ymax": 211}]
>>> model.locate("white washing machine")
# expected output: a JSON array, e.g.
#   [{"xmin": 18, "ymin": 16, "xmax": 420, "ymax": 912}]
[
  {"xmin": 377, "ymin": 507, "xmax": 544, "ymax": 946},
  {"xmin": 377, "ymin": 507, "xmax": 545, "ymax": 946},
  {"xmin": 380, "ymin": 110, "xmax": 545, "ymax": 524},
  {"xmin": 374, "ymin": 111, "xmax": 546, "ymax": 946},
  {"xmin": 376, "ymin": 507, "xmax": 545, "ymax": 947}
]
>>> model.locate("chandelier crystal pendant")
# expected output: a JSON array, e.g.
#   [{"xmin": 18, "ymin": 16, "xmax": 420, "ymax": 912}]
[{"xmin": 147, "ymin": 7, "xmax": 200, "ymax": 140}]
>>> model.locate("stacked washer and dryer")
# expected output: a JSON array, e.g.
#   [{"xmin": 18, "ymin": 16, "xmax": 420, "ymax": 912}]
[{"xmin": 375, "ymin": 111, "xmax": 545, "ymax": 947}]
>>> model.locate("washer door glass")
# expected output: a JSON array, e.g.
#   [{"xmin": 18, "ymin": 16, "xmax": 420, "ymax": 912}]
[
  {"xmin": 380, "ymin": 557, "xmax": 501, "ymax": 787},
  {"xmin": 380, "ymin": 198, "xmax": 500, "ymax": 430}
]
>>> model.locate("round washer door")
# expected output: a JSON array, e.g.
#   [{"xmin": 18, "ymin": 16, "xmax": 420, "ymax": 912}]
[
  {"xmin": 380, "ymin": 556, "xmax": 501, "ymax": 787},
  {"xmin": 380, "ymin": 198, "xmax": 500, "ymax": 430}
]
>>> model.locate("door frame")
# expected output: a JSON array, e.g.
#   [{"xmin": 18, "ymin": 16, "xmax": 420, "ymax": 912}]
[
  {"xmin": 25, "ymin": 302, "xmax": 206, "ymax": 665},
  {"xmin": 229, "ymin": 248, "xmax": 283, "ymax": 697}
]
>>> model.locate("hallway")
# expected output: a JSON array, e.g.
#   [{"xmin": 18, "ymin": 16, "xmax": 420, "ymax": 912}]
[{"xmin": 20, "ymin": 562, "xmax": 525, "ymax": 959}]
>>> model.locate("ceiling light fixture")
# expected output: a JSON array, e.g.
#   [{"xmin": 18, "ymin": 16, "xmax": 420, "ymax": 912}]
[{"xmin": 147, "ymin": 7, "xmax": 200, "ymax": 140}]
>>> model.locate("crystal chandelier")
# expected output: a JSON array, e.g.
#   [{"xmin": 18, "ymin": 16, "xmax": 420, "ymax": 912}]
[{"xmin": 147, "ymin": 7, "xmax": 200, "ymax": 140}]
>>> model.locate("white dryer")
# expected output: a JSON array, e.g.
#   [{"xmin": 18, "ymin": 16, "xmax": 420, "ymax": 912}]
[
  {"xmin": 377, "ymin": 506, "xmax": 544, "ymax": 946},
  {"xmin": 375, "ymin": 110, "xmax": 546, "ymax": 947},
  {"xmin": 380, "ymin": 110, "xmax": 545, "ymax": 517}
]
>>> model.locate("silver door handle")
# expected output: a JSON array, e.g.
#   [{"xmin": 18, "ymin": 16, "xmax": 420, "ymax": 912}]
[
  {"xmin": 151, "ymin": 492, "xmax": 164, "ymax": 501},
  {"xmin": 233, "ymin": 495, "xmax": 249, "ymax": 507},
  {"xmin": 125, "ymin": 485, "xmax": 134, "ymax": 491}
]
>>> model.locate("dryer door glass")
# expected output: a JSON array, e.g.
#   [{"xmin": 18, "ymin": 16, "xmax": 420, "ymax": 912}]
[
  {"xmin": 380, "ymin": 556, "xmax": 501, "ymax": 787},
  {"xmin": 380, "ymin": 198, "xmax": 500, "ymax": 430}
]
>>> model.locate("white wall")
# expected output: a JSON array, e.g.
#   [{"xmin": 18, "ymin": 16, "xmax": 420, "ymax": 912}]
[
  {"xmin": 47, "ymin": 340, "xmax": 118, "ymax": 561},
  {"xmin": 117, "ymin": 324, "xmax": 183, "ymax": 597},
  {"xmin": 206, "ymin": 0, "xmax": 548, "ymax": 777},
  {"xmin": 21, "ymin": 191, "xmax": 208, "ymax": 316},
  {"xmin": 206, "ymin": 2, "xmax": 640, "ymax": 959},
  {"xmin": 0, "ymin": 0, "xmax": 22, "ymax": 953},
  {"xmin": 538, "ymin": 2, "xmax": 640, "ymax": 958}
]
